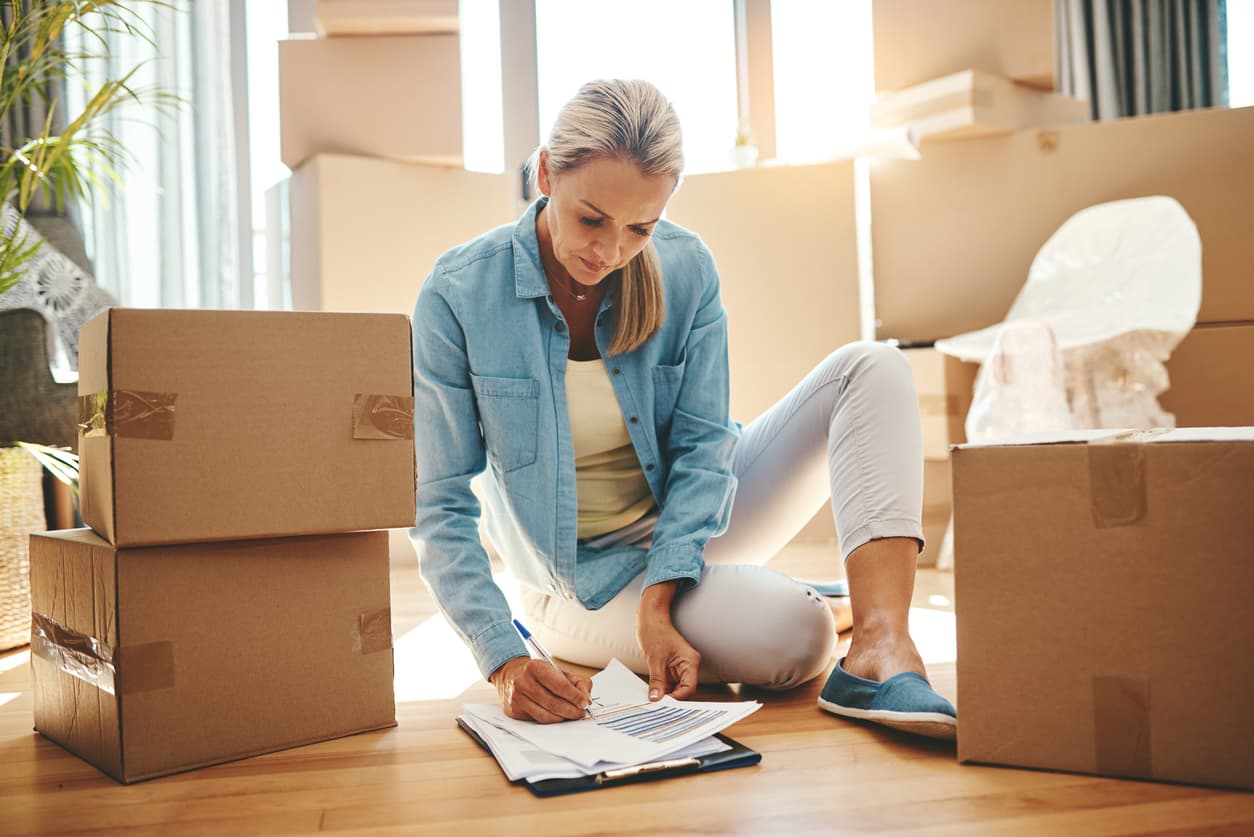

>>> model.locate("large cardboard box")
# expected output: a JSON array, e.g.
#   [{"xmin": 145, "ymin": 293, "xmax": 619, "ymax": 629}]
[
  {"xmin": 903, "ymin": 347, "xmax": 978, "ymax": 459},
  {"xmin": 952, "ymin": 428, "xmax": 1254, "ymax": 790},
  {"xmin": 871, "ymin": 106, "xmax": 1254, "ymax": 342},
  {"xmin": 279, "ymin": 34, "xmax": 462, "ymax": 169},
  {"xmin": 1162, "ymin": 323, "xmax": 1254, "ymax": 428},
  {"xmin": 872, "ymin": 0, "xmax": 1055, "ymax": 92},
  {"xmin": 316, "ymin": 0, "xmax": 459, "ymax": 35},
  {"xmin": 30, "ymin": 529, "xmax": 396, "ymax": 783},
  {"xmin": 665, "ymin": 162, "xmax": 863, "ymax": 422},
  {"xmin": 78, "ymin": 309, "xmax": 416, "ymax": 546},
  {"xmin": 290, "ymin": 154, "xmax": 513, "ymax": 315},
  {"xmin": 871, "ymin": 70, "xmax": 1089, "ymax": 144}
]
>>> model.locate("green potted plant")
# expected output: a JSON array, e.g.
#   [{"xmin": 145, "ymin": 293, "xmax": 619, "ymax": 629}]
[{"xmin": 0, "ymin": 0, "xmax": 165, "ymax": 651}]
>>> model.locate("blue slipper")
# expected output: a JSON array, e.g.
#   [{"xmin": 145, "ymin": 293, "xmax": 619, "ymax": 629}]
[
  {"xmin": 818, "ymin": 657, "xmax": 957, "ymax": 740},
  {"xmin": 801, "ymin": 579, "xmax": 849, "ymax": 597}
]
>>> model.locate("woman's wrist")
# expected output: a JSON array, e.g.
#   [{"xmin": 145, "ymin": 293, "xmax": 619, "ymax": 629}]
[{"xmin": 640, "ymin": 579, "xmax": 681, "ymax": 618}]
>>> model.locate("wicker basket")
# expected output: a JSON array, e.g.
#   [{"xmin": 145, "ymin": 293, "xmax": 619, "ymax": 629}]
[{"xmin": 1, "ymin": 447, "xmax": 46, "ymax": 651}]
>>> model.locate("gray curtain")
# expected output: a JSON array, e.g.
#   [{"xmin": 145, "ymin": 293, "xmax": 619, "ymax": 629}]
[{"xmin": 1056, "ymin": 0, "xmax": 1228, "ymax": 120}]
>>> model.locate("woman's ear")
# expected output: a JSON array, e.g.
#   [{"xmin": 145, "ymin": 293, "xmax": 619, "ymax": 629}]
[{"xmin": 536, "ymin": 148, "xmax": 552, "ymax": 197}]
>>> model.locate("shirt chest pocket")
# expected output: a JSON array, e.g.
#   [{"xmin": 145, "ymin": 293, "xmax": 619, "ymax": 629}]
[
  {"xmin": 470, "ymin": 373, "xmax": 539, "ymax": 473},
  {"xmin": 650, "ymin": 357, "xmax": 686, "ymax": 433}
]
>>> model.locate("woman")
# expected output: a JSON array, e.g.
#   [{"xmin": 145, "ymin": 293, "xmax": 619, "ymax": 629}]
[{"xmin": 411, "ymin": 79, "xmax": 956, "ymax": 739}]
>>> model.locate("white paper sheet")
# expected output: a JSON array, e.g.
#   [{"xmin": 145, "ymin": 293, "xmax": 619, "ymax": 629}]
[
  {"xmin": 461, "ymin": 713, "xmax": 730, "ymax": 782},
  {"xmin": 463, "ymin": 659, "xmax": 760, "ymax": 769}
]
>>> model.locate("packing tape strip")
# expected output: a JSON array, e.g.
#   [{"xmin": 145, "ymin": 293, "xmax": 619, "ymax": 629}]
[
  {"xmin": 30, "ymin": 612, "xmax": 117, "ymax": 696},
  {"xmin": 77, "ymin": 390, "xmax": 178, "ymax": 440},
  {"xmin": 115, "ymin": 642, "xmax": 177, "ymax": 695},
  {"xmin": 1086, "ymin": 429, "xmax": 1169, "ymax": 528},
  {"xmin": 354, "ymin": 608, "xmax": 393, "ymax": 655},
  {"xmin": 1092, "ymin": 675, "xmax": 1153, "ymax": 779},
  {"xmin": 31, "ymin": 613, "xmax": 176, "ymax": 696},
  {"xmin": 353, "ymin": 394, "xmax": 414, "ymax": 440}
]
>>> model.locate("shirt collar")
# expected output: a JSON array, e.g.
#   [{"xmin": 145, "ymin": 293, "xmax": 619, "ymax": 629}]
[{"xmin": 512, "ymin": 197, "xmax": 551, "ymax": 299}]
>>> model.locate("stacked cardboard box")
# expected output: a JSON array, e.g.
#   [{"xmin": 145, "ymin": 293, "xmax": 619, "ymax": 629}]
[
  {"xmin": 952, "ymin": 428, "xmax": 1254, "ymax": 790},
  {"xmin": 29, "ymin": 308, "xmax": 416, "ymax": 782},
  {"xmin": 902, "ymin": 347, "xmax": 978, "ymax": 565},
  {"xmin": 280, "ymin": 0, "xmax": 514, "ymax": 315},
  {"xmin": 870, "ymin": 0, "xmax": 1086, "ymax": 145}
]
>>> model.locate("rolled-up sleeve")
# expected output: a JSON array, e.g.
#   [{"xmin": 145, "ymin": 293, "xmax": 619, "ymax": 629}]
[
  {"xmin": 410, "ymin": 268, "xmax": 527, "ymax": 679},
  {"xmin": 644, "ymin": 244, "xmax": 738, "ymax": 592}
]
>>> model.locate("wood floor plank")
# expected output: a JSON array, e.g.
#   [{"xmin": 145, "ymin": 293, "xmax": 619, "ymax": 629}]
[{"xmin": 3, "ymin": 536, "xmax": 1250, "ymax": 836}]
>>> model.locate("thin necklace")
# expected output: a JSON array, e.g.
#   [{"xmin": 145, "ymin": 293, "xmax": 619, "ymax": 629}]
[{"xmin": 553, "ymin": 272, "xmax": 595, "ymax": 303}]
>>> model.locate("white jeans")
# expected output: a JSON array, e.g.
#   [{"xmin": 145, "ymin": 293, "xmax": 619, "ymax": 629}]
[{"xmin": 522, "ymin": 341, "xmax": 924, "ymax": 689}]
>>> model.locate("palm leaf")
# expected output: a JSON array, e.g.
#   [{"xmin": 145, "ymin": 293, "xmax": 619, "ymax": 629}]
[{"xmin": 13, "ymin": 442, "xmax": 80, "ymax": 495}]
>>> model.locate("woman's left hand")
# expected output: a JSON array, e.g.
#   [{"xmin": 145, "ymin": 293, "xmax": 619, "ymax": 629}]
[{"xmin": 637, "ymin": 580, "xmax": 700, "ymax": 701}]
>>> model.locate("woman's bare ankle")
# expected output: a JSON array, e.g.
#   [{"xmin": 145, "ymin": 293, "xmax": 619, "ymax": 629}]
[{"xmin": 843, "ymin": 632, "xmax": 926, "ymax": 682}]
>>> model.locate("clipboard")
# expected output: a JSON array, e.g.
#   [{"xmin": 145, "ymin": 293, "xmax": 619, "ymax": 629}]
[{"xmin": 456, "ymin": 717, "xmax": 762, "ymax": 797}]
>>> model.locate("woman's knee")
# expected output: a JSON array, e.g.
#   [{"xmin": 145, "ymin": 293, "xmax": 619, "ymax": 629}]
[
  {"xmin": 675, "ymin": 568, "xmax": 836, "ymax": 690},
  {"xmin": 825, "ymin": 340, "xmax": 909, "ymax": 379}
]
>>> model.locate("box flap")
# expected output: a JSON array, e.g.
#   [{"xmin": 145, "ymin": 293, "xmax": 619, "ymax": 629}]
[
  {"xmin": 956, "ymin": 426, "xmax": 1254, "ymax": 450},
  {"xmin": 77, "ymin": 309, "xmax": 116, "ymax": 544}
]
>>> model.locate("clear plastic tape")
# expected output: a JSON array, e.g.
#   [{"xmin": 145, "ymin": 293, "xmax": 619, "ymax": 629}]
[
  {"xmin": 77, "ymin": 390, "xmax": 178, "ymax": 440},
  {"xmin": 353, "ymin": 394, "xmax": 414, "ymax": 440},
  {"xmin": 30, "ymin": 612, "xmax": 117, "ymax": 696}
]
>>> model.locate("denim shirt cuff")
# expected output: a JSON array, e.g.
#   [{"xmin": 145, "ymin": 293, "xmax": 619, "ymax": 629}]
[
  {"xmin": 642, "ymin": 542, "xmax": 705, "ymax": 592},
  {"xmin": 471, "ymin": 621, "xmax": 530, "ymax": 682}
]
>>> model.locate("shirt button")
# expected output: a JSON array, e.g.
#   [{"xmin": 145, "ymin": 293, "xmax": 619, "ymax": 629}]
[
  {"xmin": 555, "ymin": 322, "xmax": 566, "ymax": 333},
  {"xmin": 629, "ymin": 416, "xmax": 639, "ymax": 424},
  {"xmin": 612, "ymin": 367, "xmax": 621, "ymax": 375},
  {"xmin": 646, "ymin": 463, "xmax": 655, "ymax": 471}
]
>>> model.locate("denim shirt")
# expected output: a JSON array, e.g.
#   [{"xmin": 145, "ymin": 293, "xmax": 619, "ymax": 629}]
[{"xmin": 410, "ymin": 198, "xmax": 739, "ymax": 679}]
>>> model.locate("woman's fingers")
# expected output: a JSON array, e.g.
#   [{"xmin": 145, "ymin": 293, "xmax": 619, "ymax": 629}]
[
  {"xmin": 647, "ymin": 669, "xmax": 670, "ymax": 701},
  {"xmin": 669, "ymin": 657, "xmax": 699, "ymax": 699},
  {"xmin": 506, "ymin": 692, "xmax": 567, "ymax": 724},
  {"xmin": 519, "ymin": 661, "xmax": 590, "ymax": 720},
  {"xmin": 564, "ymin": 671, "xmax": 594, "ymax": 702}
]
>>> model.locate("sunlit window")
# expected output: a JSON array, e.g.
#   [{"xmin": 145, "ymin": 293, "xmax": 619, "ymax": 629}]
[
  {"xmin": 534, "ymin": 0, "xmax": 739, "ymax": 173},
  {"xmin": 1228, "ymin": 0, "xmax": 1254, "ymax": 107},
  {"xmin": 771, "ymin": 0, "xmax": 874, "ymax": 163}
]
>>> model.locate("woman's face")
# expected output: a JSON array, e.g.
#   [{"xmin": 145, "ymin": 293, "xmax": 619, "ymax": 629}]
[{"xmin": 537, "ymin": 152, "xmax": 675, "ymax": 287}]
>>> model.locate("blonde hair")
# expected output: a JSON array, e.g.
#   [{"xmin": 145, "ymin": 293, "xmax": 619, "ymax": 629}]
[{"xmin": 530, "ymin": 79, "xmax": 683, "ymax": 355}]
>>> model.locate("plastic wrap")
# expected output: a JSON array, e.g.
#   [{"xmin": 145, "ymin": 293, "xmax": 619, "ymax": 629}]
[{"xmin": 938, "ymin": 196, "xmax": 1201, "ymax": 433}]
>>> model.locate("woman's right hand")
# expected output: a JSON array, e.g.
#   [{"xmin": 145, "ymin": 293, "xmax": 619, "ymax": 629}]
[{"xmin": 489, "ymin": 656, "xmax": 593, "ymax": 723}]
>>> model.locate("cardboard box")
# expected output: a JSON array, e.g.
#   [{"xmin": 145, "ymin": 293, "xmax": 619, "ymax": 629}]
[
  {"xmin": 919, "ymin": 458, "xmax": 952, "ymax": 567},
  {"xmin": 952, "ymin": 428, "xmax": 1254, "ymax": 790},
  {"xmin": 279, "ymin": 34, "xmax": 462, "ymax": 169},
  {"xmin": 30, "ymin": 529, "xmax": 396, "ymax": 783},
  {"xmin": 78, "ymin": 308, "xmax": 416, "ymax": 546},
  {"xmin": 316, "ymin": 0, "xmax": 459, "ymax": 35},
  {"xmin": 871, "ymin": 106, "xmax": 1254, "ymax": 342},
  {"xmin": 1161, "ymin": 323, "xmax": 1254, "ymax": 428},
  {"xmin": 903, "ymin": 347, "xmax": 978, "ymax": 459},
  {"xmin": 290, "ymin": 154, "xmax": 513, "ymax": 315},
  {"xmin": 873, "ymin": 0, "xmax": 1055, "ymax": 92},
  {"xmin": 665, "ymin": 162, "xmax": 863, "ymax": 422},
  {"xmin": 871, "ymin": 70, "xmax": 1089, "ymax": 144}
]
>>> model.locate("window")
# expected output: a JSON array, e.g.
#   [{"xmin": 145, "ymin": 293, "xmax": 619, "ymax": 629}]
[
  {"xmin": 534, "ymin": 0, "xmax": 739, "ymax": 173},
  {"xmin": 1228, "ymin": 0, "xmax": 1254, "ymax": 107},
  {"xmin": 771, "ymin": 0, "xmax": 874, "ymax": 164}
]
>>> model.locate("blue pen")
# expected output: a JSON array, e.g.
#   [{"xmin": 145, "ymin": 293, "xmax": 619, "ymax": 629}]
[{"xmin": 513, "ymin": 618, "xmax": 594, "ymax": 719}]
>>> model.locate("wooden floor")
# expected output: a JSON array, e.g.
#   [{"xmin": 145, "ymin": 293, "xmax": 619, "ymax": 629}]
[{"xmin": 3, "ymin": 532, "xmax": 1253, "ymax": 835}]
